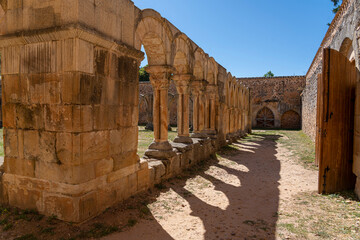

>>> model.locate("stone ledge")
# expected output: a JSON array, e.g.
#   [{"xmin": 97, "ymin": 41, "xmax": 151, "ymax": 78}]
[{"xmin": 0, "ymin": 23, "xmax": 144, "ymax": 61}]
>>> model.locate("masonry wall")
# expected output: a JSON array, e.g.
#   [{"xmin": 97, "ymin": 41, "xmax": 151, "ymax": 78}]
[
  {"xmin": 238, "ymin": 76, "xmax": 305, "ymax": 129},
  {"xmin": 302, "ymin": 0, "xmax": 360, "ymax": 141}
]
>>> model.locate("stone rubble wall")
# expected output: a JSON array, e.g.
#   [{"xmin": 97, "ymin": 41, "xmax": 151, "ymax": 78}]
[
  {"xmin": 302, "ymin": 0, "xmax": 360, "ymax": 141},
  {"xmin": 238, "ymin": 76, "xmax": 305, "ymax": 129}
]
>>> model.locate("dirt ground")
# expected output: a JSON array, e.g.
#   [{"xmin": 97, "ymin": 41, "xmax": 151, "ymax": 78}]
[
  {"xmin": 102, "ymin": 131, "xmax": 318, "ymax": 240},
  {"xmin": 0, "ymin": 130, "xmax": 359, "ymax": 240}
]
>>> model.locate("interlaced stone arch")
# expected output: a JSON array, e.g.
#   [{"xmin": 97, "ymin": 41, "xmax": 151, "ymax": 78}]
[
  {"xmin": 339, "ymin": 37, "xmax": 355, "ymax": 62},
  {"xmin": 135, "ymin": 9, "xmax": 173, "ymax": 65},
  {"xmin": 194, "ymin": 48, "xmax": 206, "ymax": 81},
  {"xmin": 172, "ymin": 33, "xmax": 194, "ymax": 75}
]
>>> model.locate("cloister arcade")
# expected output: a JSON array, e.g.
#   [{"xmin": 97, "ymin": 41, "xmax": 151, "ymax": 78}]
[{"xmin": 0, "ymin": 1, "xmax": 251, "ymax": 222}]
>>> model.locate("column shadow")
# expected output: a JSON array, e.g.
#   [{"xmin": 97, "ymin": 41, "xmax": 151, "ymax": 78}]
[{"xmin": 103, "ymin": 133, "xmax": 281, "ymax": 240}]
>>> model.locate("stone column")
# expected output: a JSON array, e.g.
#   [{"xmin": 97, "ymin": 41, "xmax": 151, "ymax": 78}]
[
  {"xmin": 145, "ymin": 65, "xmax": 176, "ymax": 159},
  {"xmin": 173, "ymin": 74, "xmax": 193, "ymax": 144},
  {"xmin": 206, "ymin": 84, "xmax": 218, "ymax": 136},
  {"xmin": 191, "ymin": 80, "xmax": 208, "ymax": 138}
]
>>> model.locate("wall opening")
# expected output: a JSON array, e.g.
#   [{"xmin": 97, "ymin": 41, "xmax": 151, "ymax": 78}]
[
  {"xmin": 255, "ymin": 107, "xmax": 275, "ymax": 129},
  {"xmin": 281, "ymin": 110, "xmax": 301, "ymax": 130}
]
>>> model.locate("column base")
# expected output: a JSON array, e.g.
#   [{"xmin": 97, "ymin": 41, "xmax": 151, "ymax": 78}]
[
  {"xmin": 174, "ymin": 136, "xmax": 193, "ymax": 144},
  {"xmin": 145, "ymin": 141, "xmax": 176, "ymax": 160},
  {"xmin": 191, "ymin": 132, "xmax": 208, "ymax": 139}
]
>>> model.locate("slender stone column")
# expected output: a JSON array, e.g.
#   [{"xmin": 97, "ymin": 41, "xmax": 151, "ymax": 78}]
[
  {"xmin": 145, "ymin": 65, "xmax": 176, "ymax": 159},
  {"xmin": 191, "ymin": 80, "xmax": 207, "ymax": 138},
  {"xmin": 173, "ymin": 74, "xmax": 193, "ymax": 144},
  {"xmin": 206, "ymin": 84, "xmax": 218, "ymax": 136}
]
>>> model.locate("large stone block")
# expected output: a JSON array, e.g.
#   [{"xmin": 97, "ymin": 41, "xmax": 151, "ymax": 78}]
[
  {"xmin": 72, "ymin": 105, "xmax": 94, "ymax": 132},
  {"xmin": 3, "ymin": 75, "xmax": 21, "ymax": 103},
  {"xmin": 112, "ymin": 151, "xmax": 139, "ymax": 171},
  {"xmin": 79, "ymin": 192, "xmax": 98, "ymax": 222},
  {"xmin": 7, "ymin": 185, "xmax": 42, "ymax": 211},
  {"xmin": 137, "ymin": 168, "xmax": 149, "ymax": 192},
  {"xmin": 4, "ymin": 128, "xmax": 18, "ymax": 158},
  {"xmin": 95, "ymin": 158, "xmax": 114, "ymax": 177},
  {"xmin": 2, "ymin": 103, "xmax": 16, "ymax": 128},
  {"xmin": 43, "ymin": 194, "xmax": 78, "ymax": 222},
  {"xmin": 4, "ymin": 158, "xmax": 35, "ymax": 177},
  {"xmin": 93, "ymin": 105, "xmax": 117, "ymax": 130},
  {"xmin": 81, "ymin": 131, "xmax": 110, "ymax": 163},
  {"xmin": 110, "ymin": 127, "xmax": 137, "ymax": 154},
  {"xmin": 23, "ymin": 130, "xmax": 40, "ymax": 161},
  {"xmin": 35, "ymin": 161, "xmax": 96, "ymax": 185},
  {"xmin": 61, "ymin": 73, "xmax": 102, "ymax": 105},
  {"xmin": 16, "ymin": 104, "xmax": 44, "ymax": 130}
]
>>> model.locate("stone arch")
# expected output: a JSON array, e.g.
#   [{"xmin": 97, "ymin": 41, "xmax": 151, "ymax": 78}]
[
  {"xmin": 206, "ymin": 57, "xmax": 218, "ymax": 85},
  {"xmin": 194, "ymin": 48, "xmax": 206, "ymax": 80},
  {"xmin": 256, "ymin": 107, "xmax": 275, "ymax": 129},
  {"xmin": 281, "ymin": 110, "xmax": 301, "ymax": 130},
  {"xmin": 339, "ymin": 37, "xmax": 354, "ymax": 61},
  {"xmin": 231, "ymin": 77, "xmax": 237, "ymax": 108},
  {"xmin": 172, "ymin": 33, "xmax": 194, "ymax": 74},
  {"xmin": 225, "ymin": 73, "xmax": 233, "ymax": 106},
  {"xmin": 135, "ymin": 9, "xmax": 173, "ymax": 65}
]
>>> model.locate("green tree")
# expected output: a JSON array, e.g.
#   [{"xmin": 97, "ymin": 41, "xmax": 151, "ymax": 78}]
[
  {"xmin": 139, "ymin": 65, "xmax": 150, "ymax": 82},
  {"xmin": 331, "ymin": 0, "xmax": 341, "ymax": 14},
  {"xmin": 264, "ymin": 71, "xmax": 274, "ymax": 78}
]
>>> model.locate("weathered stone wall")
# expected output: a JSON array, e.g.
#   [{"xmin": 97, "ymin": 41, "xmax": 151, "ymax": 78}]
[
  {"xmin": 302, "ymin": 0, "xmax": 360, "ymax": 141},
  {"xmin": 303, "ymin": 0, "xmax": 360, "ymax": 198},
  {"xmin": 238, "ymin": 76, "xmax": 305, "ymax": 129}
]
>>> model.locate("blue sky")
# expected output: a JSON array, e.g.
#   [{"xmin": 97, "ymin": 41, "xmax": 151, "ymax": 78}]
[{"xmin": 132, "ymin": 0, "xmax": 336, "ymax": 77}]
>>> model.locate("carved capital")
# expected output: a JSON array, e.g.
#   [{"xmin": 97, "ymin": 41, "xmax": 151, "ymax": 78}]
[
  {"xmin": 173, "ymin": 74, "xmax": 193, "ymax": 95},
  {"xmin": 191, "ymin": 80, "xmax": 207, "ymax": 96},
  {"xmin": 146, "ymin": 65, "xmax": 175, "ymax": 90}
]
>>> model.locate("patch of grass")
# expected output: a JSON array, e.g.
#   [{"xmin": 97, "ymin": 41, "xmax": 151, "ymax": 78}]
[
  {"xmin": 140, "ymin": 206, "xmax": 151, "ymax": 216},
  {"xmin": 78, "ymin": 223, "xmax": 119, "ymax": 239},
  {"xmin": 154, "ymin": 183, "xmax": 166, "ymax": 190},
  {"xmin": 46, "ymin": 214, "xmax": 58, "ymax": 225},
  {"xmin": 127, "ymin": 218, "xmax": 137, "ymax": 227},
  {"xmin": 137, "ymin": 126, "xmax": 177, "ymax": 157},
  {"xmin": 3, "ymin": 222, "xmax": 14, "ymax": 231},
  {"xmin": 40, "ymin": 227, "xmax": 55, "ymax": 235}
]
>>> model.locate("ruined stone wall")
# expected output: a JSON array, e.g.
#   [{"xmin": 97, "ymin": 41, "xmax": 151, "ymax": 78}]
[
  {"xmin": 302, "ymin": 0, "xmax": 360, "ymax": 141},
  {"xmin": 238, "ymin": 76, "xmax": 305, "ymax": 129}
]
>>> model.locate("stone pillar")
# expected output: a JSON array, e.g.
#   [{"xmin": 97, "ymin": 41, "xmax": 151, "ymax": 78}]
[
  {"xmin": 145, "ymin": 65, "xmax": 176, "ymax": 159},
  {"xmin": 0, "ymin": 2, "xmax": 150, "ymax": 222},
  {"xmin": 191, "ymin": 80, "xmax": 207, "ymax": 138},
  {"xmin": 206, "ymin": 84, "xmax": 218, "ymax": 137},
  {"xmin": 173, "ymin": 74, "xmax": 193, "ymax": 144}
]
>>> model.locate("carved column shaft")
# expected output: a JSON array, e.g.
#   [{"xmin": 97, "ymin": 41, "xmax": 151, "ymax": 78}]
[
  {"xmin": 146, "ymin": 65, "xmax": 174, "ymax": 145},
  {"xmin": 173, "ymin": 75, "xmax": 193, "ymax": 143}
]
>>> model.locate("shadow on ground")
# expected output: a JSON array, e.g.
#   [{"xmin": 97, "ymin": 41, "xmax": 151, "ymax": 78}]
[{"xmin": 103, "ymin": 133, "xmax": 282, "ymax": 240}]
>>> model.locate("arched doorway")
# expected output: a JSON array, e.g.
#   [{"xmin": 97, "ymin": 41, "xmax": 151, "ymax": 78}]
[
  {"xmin": 281, "ymin": 110, "xmax": 301, "ymax": 129},
  {"xmin": 256, "ymin": 107, "xmax": 275, "ymax": 128}
]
